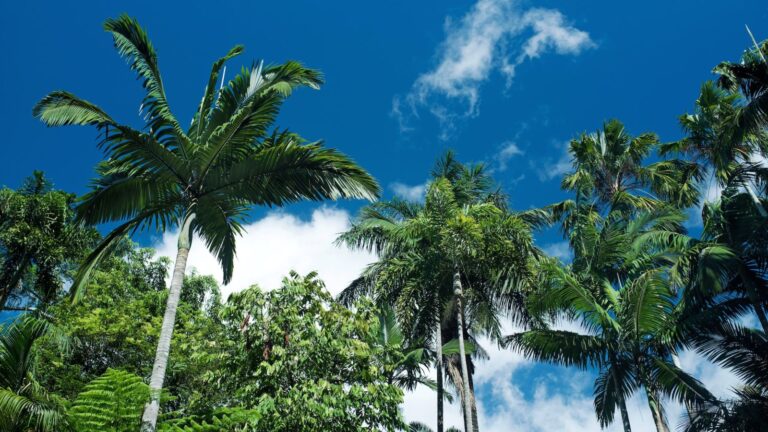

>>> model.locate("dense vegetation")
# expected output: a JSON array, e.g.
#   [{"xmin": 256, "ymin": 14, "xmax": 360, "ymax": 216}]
[{"xmin": 1, "ymin": 13, "xmax": 767, "ymax": 432}]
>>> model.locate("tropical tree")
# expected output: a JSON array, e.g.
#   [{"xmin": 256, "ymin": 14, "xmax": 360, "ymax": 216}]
[
  {"xmin": 339, "ymin": 160, "xmax": 537, "ymax": 432},
  {"xmin": 558, "ymin": 119, "xmax": 700, "ymax": 218},
  {"xmin": 216, "ymin": 271, "xmax": 405, "ymax": 431},
  {"xmin": 669, "ymin": 190, "xmax": 768, "ymax": 332},
  {"xmin": 338, "ymin": 153, "xmax": 495, "ymax": 432},
  {"xmin": 0, "ymin": 316, "xmax": 68, "ymax": 432},
  {"xmin": 683, "ymin": 322, "xmax": 768, "ymax": 431},
  {"xmin": 372, "ymin": 306, "xmax": 434, "ymax": 390},
  {"xmin": 505, "ymin": 209, "xmax": 717, "ymax": 432},
  {"xmin": 714, "ymin": 36, "xmax": 768, "ymax": 150},
  {"xmin": 33, "ymin": 15, "xmax": 378, "ymax": 431},
  {"xmin": 0, "ymin": 171, "xmax": 95, "ymax": 311},
  {"xmin": 661, "ymin": 82, "xmax": 768, "ymax": 217}
]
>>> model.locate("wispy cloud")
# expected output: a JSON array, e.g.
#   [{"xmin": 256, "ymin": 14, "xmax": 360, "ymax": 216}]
[
  {"xmin": 394, "ymin": 0, "xmax": 594, "ymax": 137},
  {"xmin": 533, "ymin": 141, "xmax": 572, "ymax": 181},
  {"xmin": 390, "ymin": 181, "xmax": 428, "ymax": 201},
  {"xmin": 494, "ymin": 141, "xmax": 524, "ymax": 172}
]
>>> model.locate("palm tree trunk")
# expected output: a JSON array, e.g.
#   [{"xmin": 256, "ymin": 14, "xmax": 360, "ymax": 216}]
[
  {"xmin": 453, "ymin": 271, "xmax": 474, "ymax": 432},
  {"xmin": 468, "ymin": 368, "xmax": 479, "ymax": 432},
  {"xmin": 618, "ymin": 396, "xmax": 632, "ymax": 432},
  {"xmin": 609, "ymin": 356, "xmax": 632, "ymax": 432},
  {"xmin": 435, "ymin": 308, "xmax": 444, "ymax": 432},
  {"xmin": 141, "ymin": 213, "xmax": 195, "ymax": 432},
  {"xmin": 645, "ymin": 388, "xmax": 670, "ymax": 432}
]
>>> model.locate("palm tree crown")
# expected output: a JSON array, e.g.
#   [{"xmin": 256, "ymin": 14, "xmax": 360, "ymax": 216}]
[{"xmin": 33, "ymin": 15, "xmax": 379, "ymax": 299}]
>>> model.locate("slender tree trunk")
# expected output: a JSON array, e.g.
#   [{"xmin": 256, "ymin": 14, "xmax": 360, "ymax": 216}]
[
  {"xmin": 468, "ymin": 368, "xmax": 479, "ymax": 432},
  {"xmin": 646, "ymin": 388, "xmax": 670, "ymax": 432},
  {"xmin": 609, "ymin": 355, "xmax": 632, "ymax": 432},
  {"xmin": 453, "ymin": 271, "xmax": 474, "ymax": 432},
  {"xmin": 435, "ymin": 307, "xmax": 444, "ymax": 432},
  {"xmin": 618, "ymin": 396, "xmax": 632, "ymax": 432},
  {"xmin": 141, "ymin": 214, "xmax": 195, "ymax": 432}
]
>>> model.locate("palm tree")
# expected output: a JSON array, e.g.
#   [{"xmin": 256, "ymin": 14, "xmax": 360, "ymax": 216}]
[
  {"xmin": 681, "ymin": 190, "xmax": 768, "ymax": 332},
  {"xmin": 0, "ymin": 317, "xmax": 67, "ymax": 432},
  {"xmin": 683, "ymin": 322, "xmax": 768, "ymax": 431},
  {"xmin": 559, "ymin": 119, "xmax": 700, "ymax": 216},
  {"xmin": 373, "ymin": 306, "xmax": 434, "ymax": 390},
  {"xmin": 33, "ymin": 15, "xmax": 378, "ymax": 431},
  {"xmin": 505, "ymin": 209, "xmax": 717, "ymax": 432},
  {"xmin": 339, "ymin": 163, "xmax": 537, "ymax": 432},
  {"xmin": 661, "ymin": 82, "xmax": 768, "ymax": 218},
  {"xmin": 714, "ymin": 35, "xmax": 768, "ymax": 148}
]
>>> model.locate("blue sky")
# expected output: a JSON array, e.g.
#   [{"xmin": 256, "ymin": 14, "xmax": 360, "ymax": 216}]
[{"xmin": 2, "ymin": 1, "xmax": 767, "ymax": 430}]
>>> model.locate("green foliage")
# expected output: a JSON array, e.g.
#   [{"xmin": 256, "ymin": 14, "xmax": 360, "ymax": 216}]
[
  {"xmin": 69, "ymin": 369, "xmax": 149, "ymax": 432},
  {"xmin": 215, "ymin": 271, "xmax": 405, "ymax": 431},
  {"xmin": 35, "ymin": 245, "xmax": 225, "ymax": 414},
  {"xmin": 6, "ymin": 16, "xmax": 768, "ymax": 432},
  {"xmin": 507, "ymin": 210, "xmax": 717, "ymax": 429},
  {"xmin": 561, "ymin": 119, "xmax": 700, "ymax": 212},
  {"xmin": 0, "ymin": 316, "xmax": 68, "ymax": 432},
  {"xmin": 159, "ymin": 408, "xmax": 259, "ymax": 431},
  {"xmin": 0, "ymin": 171, "xmax": 97, "ymax": 310}
]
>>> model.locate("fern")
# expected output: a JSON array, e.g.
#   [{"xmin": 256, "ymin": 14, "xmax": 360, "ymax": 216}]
[
  {"xmin": 159, "ymin": 407, "xmax": 259, "ymax": 431},
  {"xmin": 69, "ymin": 369, "xmax": 149, "ymax": 432}
]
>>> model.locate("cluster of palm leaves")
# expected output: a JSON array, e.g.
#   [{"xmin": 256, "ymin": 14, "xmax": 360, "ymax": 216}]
[
  {"xmin": 505, "ymin": 40, "xmax": 768, "ymax": 432},
  {"xmin": 337, "ymin": 39, "xmax": 768, "ymax": 432},
  {"xmin": 337, "ymin": 153, "xmax": 543, "ymax": 432}
]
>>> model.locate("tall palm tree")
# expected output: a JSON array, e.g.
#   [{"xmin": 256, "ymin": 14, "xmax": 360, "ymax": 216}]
[
  {"xmin": 505, "ymin": 209, "xmax": 717, "ymax": 432},
  {"xmin": 33, "ymin": 15, "xmax": 378, "ymax": 431},
  {"xmin": 339, "ymin": 168, "xmax": 536, "ymax": 432}
]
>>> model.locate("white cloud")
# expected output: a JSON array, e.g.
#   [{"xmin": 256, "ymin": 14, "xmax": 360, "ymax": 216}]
[
  {"xmin": 678, "ymin": 349, "xmax": 742, "ymax": 399},
  {"xmin": 494, "ymin": 141, "xmax": 524, "ymax": 172},
  {"xmin": 533, "ymin": 141, "xmax": 572, "ymax": 181},
  {"xmin": 395, "ymin": 0, "xmax": 594, "ymax": 134},
  {"xmin": 542, "ymin": 240, "xmax": 572, "ymax": 262},
  {"xmin": 390, "ymin": 181, "xmax": 428, "ymax": 201},
  {"xmin": 152, "ymin": 207, "xmax": 375, "ymax": 299}
]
